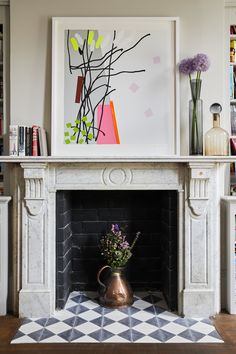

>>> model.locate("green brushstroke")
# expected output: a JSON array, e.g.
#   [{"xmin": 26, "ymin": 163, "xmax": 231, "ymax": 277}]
[
  {"xmin": 88, "ymin": 133, "xmax": 93, "ymax": 140},
  {"xmin": 88, "ymin": 31, "xmax": 94, "ymax": 45},
  {"xmin": 82, "ymin": 116, "xmax": 87, "ymax": 122},
  {"xmin": 65, "ymin": 139, "xmax": 71, "ymax": 144},
  {"xmin": 96, "ymin": 35, "xmax": 104, "ymax": 49},
  {"xmin": 64, "ymin": 132, "xmax": 69, "ymax": 137},
  {"xmin": 66, "ymin": 122, "xmax": 72, "ymax": 128},
  {"xmin": 70, "ymin": 136, "xmax": 76, "ymax": 141},
  {"xmin": 81, "ymin": 130, "xmax": 86, "ymax": 136},
  {"xmin": 73, "ymin": 127, "xmax": 79, "ymax": 133},
  {"xmin": 75, "ymin": 119, "xmax": 81, "ymax": 125},
  {"xmin": 79, "ymin": 138, "xmax": 84, "ymax": 144},
  {"xmin": 70, "ymin": 37, "xmax": 79, "ymax": 51},
  {"xmin": 86, "ymin": 122, "xmax": 92, "ymax": 128}
]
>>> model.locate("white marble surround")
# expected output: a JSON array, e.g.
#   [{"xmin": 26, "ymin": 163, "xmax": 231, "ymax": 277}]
[
  {"xmin": 13, "ymin": 160, "xmax": 223, "ymax": 318},
  {"xmin": 0, "ymin": 196, "xmax": 11, "ymax": 315}
]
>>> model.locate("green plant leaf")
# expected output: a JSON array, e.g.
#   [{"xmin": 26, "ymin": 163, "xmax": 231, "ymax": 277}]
[
  {"xmin": 81, "ymin": 130, "xmax": 86, "ymax": 136},
  {"xmin": 82, "ymin": 116, "xmax": 87, "ymax": 122},
  {"xmin": 73, "ymin": 127, "xmax": 79, "ymax": 133},
  {"xmin": 64, "ymin": 132, "xmax": 69, "ymax": 136},
  {"xmin": 70, "ymin": 135, "xmax": 76, "ymax": 141},
  {"xmin": 79, "ymin": 138, "xmax": 84, "ymax": 144},
  {"xmin": 66, "ymin": 122, "xmax": 72, "ymax": 128},
  {"xmin": 88, "ymin": 133, "xmax": 93, "ymax": 140},
  {"xmin": 86, "ymin": 122, "xmax": 92, "ymax": 127},
  {"xmin": 75, "ymin": 119, "xmax": 80, "ymax": 125},
  {"xmin": 65, "ymin": 139, "xmax": 71, "ymax": 144}
]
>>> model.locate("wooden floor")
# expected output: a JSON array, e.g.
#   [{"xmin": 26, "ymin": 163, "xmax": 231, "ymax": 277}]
[{"xmin": 1, "ymin": 313, "xmax": 236, "ymax": 354}]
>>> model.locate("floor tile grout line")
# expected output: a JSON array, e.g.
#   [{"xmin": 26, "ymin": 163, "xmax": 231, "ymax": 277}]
[
  {"xmin": 69, "ymin": 291, "xmax": 83, "ymax": 342},
  {"xmin": 99, "ymin": 305, "xmax": 105, "ymax": 342},
  {"xmin": 37, "ymin": 317, "xmax": 50, "ymax": 343},
  {"xmin": 128, "ymin": 305, "xmax": 132, "ymax": 343}
]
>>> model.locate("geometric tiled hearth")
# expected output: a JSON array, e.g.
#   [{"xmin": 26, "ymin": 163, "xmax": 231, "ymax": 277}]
[{"xmin": 12, "ymin": 291, "xmax": 223, "ymax": 344}]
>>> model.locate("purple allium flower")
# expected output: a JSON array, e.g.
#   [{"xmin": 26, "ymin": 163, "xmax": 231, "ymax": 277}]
[
  {"xmin": 111, "ymin": 224, "xmax": 119, "ymax": 232},
  {"xmin": 179, "ymin": 58, "xmax": 195, "ymax": 75},
  {"xmin": 192, "ymin": 53, "xmax": 210, "ymax": 72}
]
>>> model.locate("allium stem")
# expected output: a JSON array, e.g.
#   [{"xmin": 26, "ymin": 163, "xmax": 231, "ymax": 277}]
[{"xmin": 130, "ymin": 231, "xmax": 141, "ymax": 250}]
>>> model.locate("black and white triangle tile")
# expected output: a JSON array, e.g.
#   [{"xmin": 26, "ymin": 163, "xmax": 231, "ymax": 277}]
[{"xmin": 11, "ymin": 291, "xmax": 223, "ymax": 344}]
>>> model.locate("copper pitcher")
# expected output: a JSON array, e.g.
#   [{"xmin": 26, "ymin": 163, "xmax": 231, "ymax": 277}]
[{"xmin": 97, "ymin": 265, "xmax": 134, "ymax": 308}]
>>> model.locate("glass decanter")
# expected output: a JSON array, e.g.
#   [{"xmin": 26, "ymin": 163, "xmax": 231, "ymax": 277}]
[{"xmin": 205, "ymin": 103, "xmax": 229, "ymax": 156}]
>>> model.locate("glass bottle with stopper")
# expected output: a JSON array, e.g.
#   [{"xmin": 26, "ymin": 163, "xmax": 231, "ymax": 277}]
[{"xmin": 205, "ymin": 103, "xmax": 229, "ymax": 156}]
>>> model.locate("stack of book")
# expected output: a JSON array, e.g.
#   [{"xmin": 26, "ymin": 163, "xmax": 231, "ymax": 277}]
[{"xmin": 9, "ymin": 125, "xmax": 48, "ymax": 156}]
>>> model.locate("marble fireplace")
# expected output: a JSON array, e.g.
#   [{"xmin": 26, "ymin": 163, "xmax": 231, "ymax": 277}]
[{"xmin": 12, "ymin": 159, "xmax": 223, "ymax": 318}]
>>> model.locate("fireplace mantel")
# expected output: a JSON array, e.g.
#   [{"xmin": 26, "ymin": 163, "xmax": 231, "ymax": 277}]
[
  {"xmin": 1, "ymin": 155, "xmax": 236, "ymax": 163},
  {"xmin": 9, "ymin": 159, "xmax": 226, "ymax": 318}
]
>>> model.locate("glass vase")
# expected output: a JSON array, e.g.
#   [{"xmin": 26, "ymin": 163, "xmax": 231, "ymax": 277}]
[{"xmin": 189, "ymin": 98, "xmax": 203, "ymax": 155}]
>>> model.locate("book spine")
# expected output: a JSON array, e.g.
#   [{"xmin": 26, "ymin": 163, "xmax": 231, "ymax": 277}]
[
  {"xmin": 25, "ymin": 127, "xmax": 30, "ymax": 156},
  {"xmin": 230, "ymin": 137, "xmax": 236, "ymax": 155},
  {"xmin": 230, "ymin": 65, "xmax": 234, "ymax": 100},
  {"xmin": 9, "ymin": 125, "xmax": 19, "ymax": 156},
  {"xmin": 18, "ymin": 126, "xmax": 25, "ymax": 156},
  {"xmin": 32, "ymin": 125, "xmax": 39, "ymax": 156},
  {"xmin": 38, "ymin": 127, "xmax": 48, "ymax": 156},
  {"xmin": 231, "ymin": 105, "xmax": 236, "ymax": 135}
]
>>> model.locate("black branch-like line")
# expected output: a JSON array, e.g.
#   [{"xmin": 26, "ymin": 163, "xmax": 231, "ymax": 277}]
[
  {"xmin": 95, "ymin": 30, "xmax": 116, "ymax": 141},
  {"xmin": 70, "ymin": 47, "xmax": 122, "ymax": 70},
  {"xmin": 67, "ymin": 30, "xmax": 72, "ymax": 74}
]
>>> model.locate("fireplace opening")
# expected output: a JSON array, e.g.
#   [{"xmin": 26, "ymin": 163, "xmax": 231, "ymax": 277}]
[{"xmin": 56, "ymin": 190, "xmax": 178, "ymax": 311}]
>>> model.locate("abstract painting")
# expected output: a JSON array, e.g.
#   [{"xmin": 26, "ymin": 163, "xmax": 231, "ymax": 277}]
[{"xmin": 52, "ymin": 18, "xmax": 179, "ymax": 156}]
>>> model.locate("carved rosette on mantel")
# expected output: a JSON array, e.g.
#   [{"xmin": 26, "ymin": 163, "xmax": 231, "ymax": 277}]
[
  {"xmin": 19, "ymin": 163, "xmax": 50, "ymax": 318},
  {"xmin": 184, "ymin": 162, "xmax": 216, "ymax": 317}
]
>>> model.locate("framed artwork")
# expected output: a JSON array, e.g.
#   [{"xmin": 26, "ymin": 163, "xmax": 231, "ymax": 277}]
[{"xmin": 51, "ymin": 17, "xmax": 179, "ymax": 157}]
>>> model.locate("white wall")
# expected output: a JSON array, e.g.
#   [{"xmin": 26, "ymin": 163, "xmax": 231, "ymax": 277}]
[{"xmin": 10, "ymin": 0, "xmax": 225, "ymax": 154}]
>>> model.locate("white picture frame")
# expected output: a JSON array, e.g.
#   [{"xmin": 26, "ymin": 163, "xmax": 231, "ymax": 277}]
[{"xmin": 51, "ymin": 17, "xmax": 179, "ymax": 157}]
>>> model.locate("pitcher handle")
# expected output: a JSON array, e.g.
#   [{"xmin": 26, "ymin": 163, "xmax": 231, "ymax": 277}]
[{"xmin": 97, "ymin": 265, "xmax": 111, "ymax": 288}]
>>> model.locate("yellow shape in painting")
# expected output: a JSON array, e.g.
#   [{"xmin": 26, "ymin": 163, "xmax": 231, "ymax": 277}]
[
  {"xmin": 88, "ymin": 31, "xmax": 94, "ymax": 45},
  {"xmin": 96, "ymin": 35, "xmax": 104, "ymax": 49},
  {"xmin": 70, "ymin": 37, "xmax": 79, "ymax": 51}
]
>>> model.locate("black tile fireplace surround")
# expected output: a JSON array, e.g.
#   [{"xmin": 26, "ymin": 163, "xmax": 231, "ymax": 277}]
[{"xmin": 56, "ymin": 190, "xmax": 177, "ymax": 311}]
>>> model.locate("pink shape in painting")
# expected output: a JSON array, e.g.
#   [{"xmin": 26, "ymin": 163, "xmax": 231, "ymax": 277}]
[
  {"xmin": 129, "ymin": 82, "xmax": 140, "ymax": 93},
  {"xmin": 97, "ymin": 104, "xmax": 118, "ymax": 144},
  {"xmin": 153, "ymin": 56, "xmax": 160, "ymax": 64},
  {"xmin": 145, "ymin": 108, "xmax": 153, "ymax": 118}
]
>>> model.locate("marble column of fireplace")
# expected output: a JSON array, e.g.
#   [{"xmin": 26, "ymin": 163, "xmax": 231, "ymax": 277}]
[{"xmin": 17, "ymin": 161, "xmax": 220, "ymax": 318}]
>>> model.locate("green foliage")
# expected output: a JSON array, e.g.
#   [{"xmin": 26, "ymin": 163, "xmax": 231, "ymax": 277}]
[
  {"xmin": 100, "ymin": 224, "xmax": 140, "ymax": 268},
  {"xmin": 73, "ymin": 127, "xmax": 79, "ymax": 133},
  {"xmin": 75, "ymin": 119, "xmax": 81, "ymax": 125},
  {"xmin": 65, "ymin": 139, "xmax": 71, "ymax": 144},
  {"xmin": 70, "ymin": 135, "xmax": 76, "ymax": 141},
  {"xmin": 88, "ymin": 133, "xmax": 93, "ymax": 140},
  {"xmin": 66, "ymin": 123, "xmax": 72, "ymax": 128},
  {"xmin": 64, "ymin": 132, "xmax": 69, "ymax": 136},
  {"xmin": 79, "ymin": 138, "xmax": 84, "ymax": 144}
]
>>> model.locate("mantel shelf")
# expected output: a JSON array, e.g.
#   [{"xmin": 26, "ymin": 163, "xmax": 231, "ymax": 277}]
[{"xmin": 0, "ymin": 155, "xmax": 235, "ymax": 163}]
